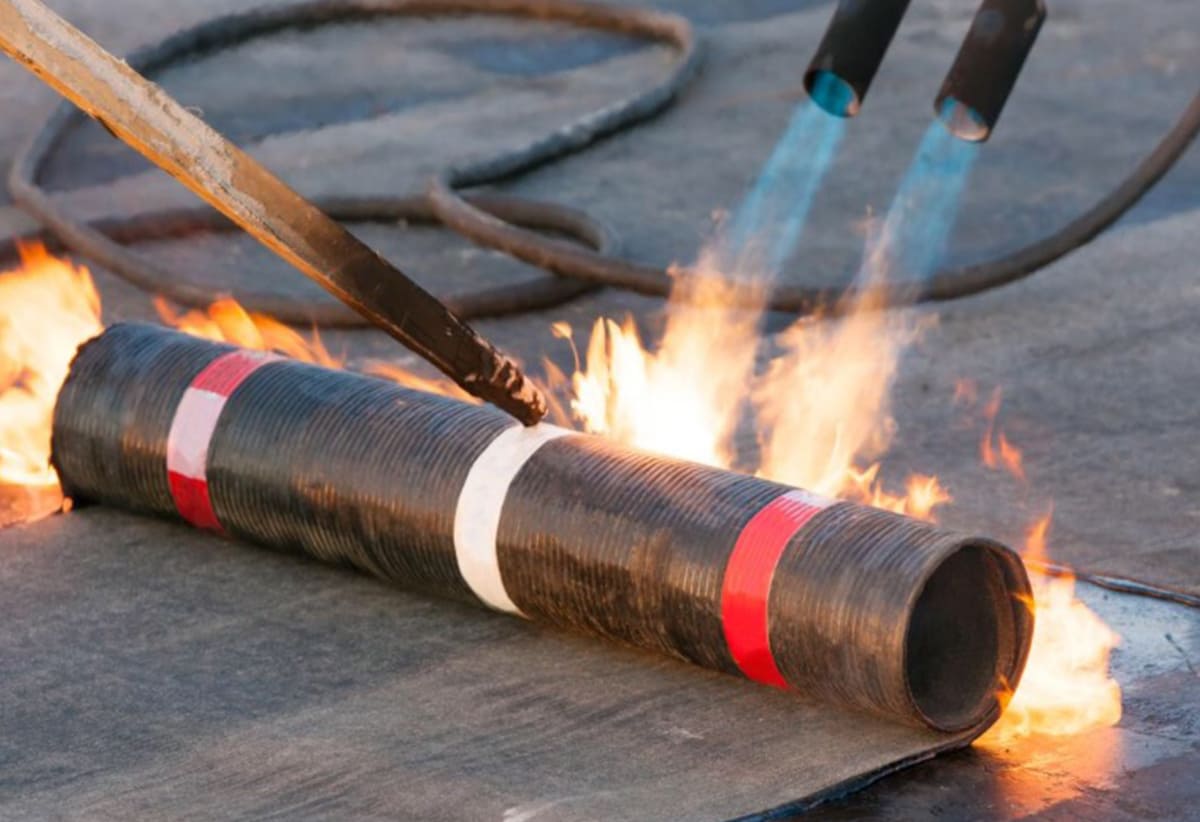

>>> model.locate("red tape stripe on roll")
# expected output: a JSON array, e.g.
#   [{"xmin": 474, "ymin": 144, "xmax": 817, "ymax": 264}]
[
  {"xmin": 166, "ymin": 350, "xmax": 278, "ymax": 531},
  {"xmin": 721, "ymin": 489, "xmax": 834, "ymax": 688}
]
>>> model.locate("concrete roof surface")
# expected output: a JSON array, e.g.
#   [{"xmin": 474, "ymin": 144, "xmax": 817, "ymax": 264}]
[{"xmin": 1, "ymin": 1, "xmax": 1198, "ymax": 818}]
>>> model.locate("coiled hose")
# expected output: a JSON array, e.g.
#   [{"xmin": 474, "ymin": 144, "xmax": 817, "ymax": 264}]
[{"xmin": 5, "ymin": 0, "xmax": 1198, "ymax": 322}]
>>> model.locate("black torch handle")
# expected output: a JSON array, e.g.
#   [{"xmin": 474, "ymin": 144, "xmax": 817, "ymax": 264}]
[
  {"xmin": 934, "ymin": 0, "xmax": 1047, "ymax": 142},
  {"xmin": 0, "ymin": 0, "xmax": 547, "ymax": 424}
]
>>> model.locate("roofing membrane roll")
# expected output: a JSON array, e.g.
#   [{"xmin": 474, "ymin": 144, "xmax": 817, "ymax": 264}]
[{"xmin": 52, "ymin": 323, "xmax": 1032, "ymax": 735}]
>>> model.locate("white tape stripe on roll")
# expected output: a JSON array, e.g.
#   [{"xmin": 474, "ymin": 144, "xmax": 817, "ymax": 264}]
[
  {"xmin": 166, "ymin": 388, "xmax": 226, "ymax": 480},
  {"xmin": 454, "ymin": 424, "xmax": 571, "ymax": 614}
]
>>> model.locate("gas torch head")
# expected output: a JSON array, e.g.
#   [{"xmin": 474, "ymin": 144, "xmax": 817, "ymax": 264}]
[{"xmin": 935, "ymin": 0, "xmax": 1047, "ymax": 142}]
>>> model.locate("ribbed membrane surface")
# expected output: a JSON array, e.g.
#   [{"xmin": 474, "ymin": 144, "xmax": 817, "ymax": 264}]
[
  {"xmin": 501, "ymin": 435, "xmax": 788, "ymax": 675},
  {"xmin": 52, "ymin": 324, "xmax": 233, "ymax": 517},
  {"xmin": 52, "ymin": 324, "xmax": 1032, "ymax": 733},
  {"xmin": 768, "ymin": 504, "xmax": 1030, "ymax": 729},
  {"xmin": 206, "ymin": 359, "xmax": 510, "ymax": 600}
]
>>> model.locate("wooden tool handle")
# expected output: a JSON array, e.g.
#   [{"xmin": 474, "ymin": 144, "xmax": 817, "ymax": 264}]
[{"xmin": 0, "ymin": 0, "xmax": 547, "ymax": 424}]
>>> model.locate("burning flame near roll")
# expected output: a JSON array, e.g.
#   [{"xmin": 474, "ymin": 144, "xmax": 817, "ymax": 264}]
[
  {"xmin": 981, "ymin": 512, "xmax": 1123, "ymax": 743},
  {"xmin": 547, "ymin": 267, "xmax": 764, "ymax": 473},
  {"xmin": 544, "ymin": 238, "xmax": 1121, "ymax": 740},
  {"xmin": 0, "ymin": 241, "xmax": 1122, "ymax": 741},
  {"xmin": 980, "ymin": 386, "xmax": 1027, "ymax": 482},
  {"xmin": 547, "ymin": 238, "xmax": 939, "ymax": 519},
  {"xmin": 0, "ymin": 244, "xmax": 100, "ymax": 491},
  {"xmin": 153, "ymin": 296, "xmax": 341, "ymax": 368},
  {"xmin": 153, "ymin": 296, "xmax": 473, "ymax": 400}
]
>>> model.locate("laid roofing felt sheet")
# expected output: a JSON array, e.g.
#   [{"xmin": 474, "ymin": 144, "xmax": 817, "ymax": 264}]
[{"xmin": 0, "ymin": 509, "xmax": 973, "ymax": 821}]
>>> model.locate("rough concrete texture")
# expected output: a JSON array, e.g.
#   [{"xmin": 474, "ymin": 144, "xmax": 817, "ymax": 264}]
[
  {"xmin": 886, "ymin": 208, "xmax": 1200, "ymax": 595},
  {"xmin": 1, "ymin": 0, "xmax": 1199, "ymax": 818}
]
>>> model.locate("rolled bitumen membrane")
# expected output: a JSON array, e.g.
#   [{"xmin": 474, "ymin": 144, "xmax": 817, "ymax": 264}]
[{"xmin": 52, "ymin": 323, "xmax": 1032, "ymax": 736}]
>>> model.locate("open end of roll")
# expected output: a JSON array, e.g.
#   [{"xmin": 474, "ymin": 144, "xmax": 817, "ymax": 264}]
[
  {"xmin": 904, "ymin": 542, "xmax": 1032, "ymax": 733},
  {"xmin": 804, "ymin": 70, "xmax": 859, "ymax": 118}
]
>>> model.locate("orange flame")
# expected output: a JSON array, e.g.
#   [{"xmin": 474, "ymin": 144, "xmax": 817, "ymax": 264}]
[
  {"xmin": 550, "ymin": 238, "xmax": 932, "ymax": 513},
  {"xmin": 0, "ymin": 244, "xmax": 102, "ymax": 488},
  {"xmin": 363, "ymin": 361, "xmax": 474, "ymax": 402},
  {"xmin": 550, "ymin": 268, "xmax": 764, "ymax": 470},
  {"xmin": 953, "ymin": 377, "xmax": 978, "ymax": 407},
  {"xmin": 155, "ymin": 296, "xmax": 467, "ymax": 399},
  {"xmin": 981, "ymin": 511, "xmax": 1122, "ymax": 743},
  {"xmin": 844, "ymin": 465, "xmax": 951, "ymax": 522},
  {"xmin": 154, "ymin": 296, "xmax": 340, "ymax": 367},
  {"xmin": 968, "ymin": 389, "xmax": 1120, "ymax": 739},
  {"xmin": 552, "ymin": 225, "xmax": 1122, "ymax": 741},
  {"xmin": 980, "ymin": 387, "xmax": 1026, "ymax": 482},
  {"xmin": 0, "ymin": 242, "xmax": 461, "ymax": 515},
  {"xmin": 997, "ymin": 433, "xmax": 1025, "ymax": 482},
  {"xmin": 3, "ymin": 240, "xmax": 1124, "ymax": 745}
]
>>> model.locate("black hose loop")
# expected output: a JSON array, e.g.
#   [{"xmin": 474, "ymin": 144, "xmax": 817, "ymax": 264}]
[
  {"xmin": 5, "ymin": 2, "xmax": 1198, "ymax": 322},
  {"xmin": 5, "ymin": 0, "xmax": 699, "ymax": 323}
]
